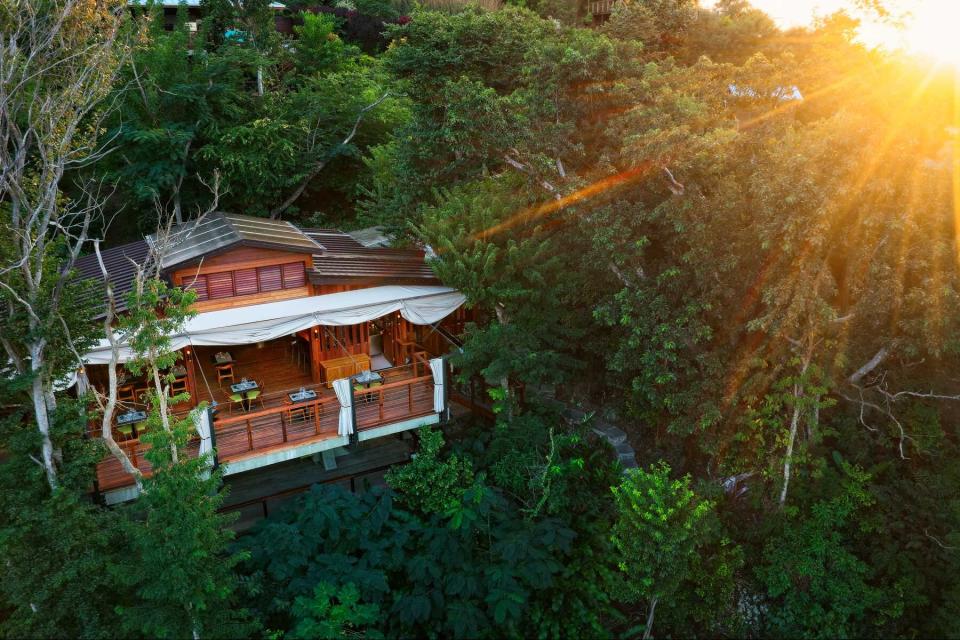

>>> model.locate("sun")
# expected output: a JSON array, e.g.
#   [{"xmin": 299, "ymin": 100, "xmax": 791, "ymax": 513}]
[
  {"xmin": 901, "ymin": 0, "xmax": 960, "ymax": 65},
  {"xmin": 860, "ymin": 0, "xmax": 960, "ymax": 66}
]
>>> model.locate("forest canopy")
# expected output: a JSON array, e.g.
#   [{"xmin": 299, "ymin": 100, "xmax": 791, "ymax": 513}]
[{"xmin": 1, "ymin": 0, "xmax": 959, "ymax": 638}]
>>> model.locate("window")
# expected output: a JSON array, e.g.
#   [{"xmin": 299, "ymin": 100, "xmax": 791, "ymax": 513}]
[
  {"xmin": 207, "ymin": 271, "xmax": 234, "ymax": 299},
  {"xmin": 234, "ymin": 268, "xmax": 258, "ymax": 296},
  {"xmin": 258, "ymin": 265, "xmax": 282, "ymax": 292},
  {"xmin": 184, "ymin": 275, "xmax": 208, "ymax": 301},
  {"xmin": 180, "ymin": 261, "xmax": 306, "ymax": 302},
  {"xmin": 282, "ymin": 262, "xmax": 306, "ymax": 288}
]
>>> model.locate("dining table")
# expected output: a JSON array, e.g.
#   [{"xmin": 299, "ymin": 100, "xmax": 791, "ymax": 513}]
[
  {"xmin": 116, "ymin": 409, "xmax": 148, "ymax": 439},
  {"xmin": 230, "ymin": 379, "xmax": 259, "ymax": 410},
  {"xmin": 352, "ymin": 370, "xmax": 383, "ymax": 387},
  {"xmin": 288, "ymin": 388, "xmax": 317, "ymax": 403}
]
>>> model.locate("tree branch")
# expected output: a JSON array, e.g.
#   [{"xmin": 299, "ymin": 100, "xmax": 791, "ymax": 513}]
[{"xmin": 269, "ymin": 92, "xmax": 392, "ymax": 219}]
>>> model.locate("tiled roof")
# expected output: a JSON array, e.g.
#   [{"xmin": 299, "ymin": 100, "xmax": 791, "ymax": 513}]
[
  {"xmin": 150, "ymin": 212, "xmax": 320, "ymax": 270},
  {"xmin": 301, "ymin": 229, "xmax": 367, "ymax": 253},
  {"xmin": 302, "ymin": 229, "xmax": 438, "ymax": 284},
  {"xmin": 74, "ymin": 218, "xmax": 439, "ymax": 316},
  {"xmin": 73, "ymin": 240, "xmax": 152, "ymax": 316}
]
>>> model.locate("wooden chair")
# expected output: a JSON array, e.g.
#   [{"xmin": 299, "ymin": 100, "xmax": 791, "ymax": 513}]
[
  {"xmin": 170, "ymin": 377, "xmax": 188, "ymax": 396},
  {"xmin": 118, "ymin": 384, "xmax": 136, "ymax": 404},
  {"xmin": 116, "ymin": 423, "xmax": 135, "ymax": 441},
  {"xmin": 246, "ymin": 389, "xmax": 264, "ymax": 410},
  {"xmin": 229, "ymin": 392, "xmax": 244, "ymax": 413},
  {"xmin": 366, "ymin": 380, "xmax": 383, "ymax": 404},
  {"xmin": 284, "ymin": 398, "xmax": 308, "ymax": 423},
  {"xmin": 216, "ymin": 363, "xmax": 235, "ymax": 386}
]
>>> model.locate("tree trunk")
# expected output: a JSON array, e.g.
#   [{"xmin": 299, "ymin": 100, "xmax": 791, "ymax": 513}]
[
  {"xmin": 643, "ymin": 595, "xmax": 658, "ymax": 640},
  {"xmin": 29, "ymin": 345, "xmax": 58, "ymax": 490},
  {"xmin": 780, "ymin": 350, "xmax": 813, "ymax": 508},
  {"xmin": 150, "ymin": 359, "xmax": 178, "ymax": 464},
  {"xmin": 269, "ymin": 92, "xmax": 391, "ymax": 219},
  {"xmin": 779, "ymin": 382, "xmax": 803, "ymax": 508},
  {"xmin": 494, "ymin": 304, "xmax": 512, "ymax": 420}
]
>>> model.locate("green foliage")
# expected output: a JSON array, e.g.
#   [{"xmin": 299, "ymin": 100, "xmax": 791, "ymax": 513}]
[
  {"xmin": 610, "ymin": 463, "xmax": 723, "ymax": 615},
  {"xmin": 0, "ymin": 230, "xmax": 100, "ymax": 387},
  {"xmin": 291, "ymin": 13, "xmax": 358, "ymax": 79},
  {"xmin": 385, "ymin": 425, "xmax": 474, "ymax": 515},
  {"xmin": 417, "ymin": 178, "xmax": 574, "ymax": 395},
  {"xmin": 363, "ymin": 6, "xmax": 628, "ymax": 229},
  {"xmin": 99, "ymin": 3, "xmax": 405, "ymax": 226},
  {"xmin": 116, "ymin": 416, "xmax": 248, "ymax": 638},
  {"xmin": 240, "ymin": 412, "xmax": 622, "ymax": 639},
  {"xmin": 289, "ymin": 582, "xmax": 383, "ymax": 640},
  {"xmin": 0, "ymin": 392, "xmax": 127, "ymax": 640},
  {"xmin": 755, "ymin": 460, "xmax": 891, "ymax": 638}
]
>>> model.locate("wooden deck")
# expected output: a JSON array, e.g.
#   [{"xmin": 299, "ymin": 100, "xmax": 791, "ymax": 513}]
[
  {"xmin": 92, "ymin": 348, "xmax": 437, "ymax": 493},
  {"xmin": 94, "ymin": 437, "xmax": 202, "ymax": 491},
  {"xmin": 191, "ymin": 341, "xmax": 314, "ymax": 409}
]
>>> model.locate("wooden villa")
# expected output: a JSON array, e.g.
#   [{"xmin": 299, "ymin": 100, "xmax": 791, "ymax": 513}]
[{"xmin": 72, "ymin": 213, "xmax": 467, "ymax": 504}]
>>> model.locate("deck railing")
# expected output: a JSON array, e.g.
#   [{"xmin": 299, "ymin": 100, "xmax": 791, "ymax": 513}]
[
  {"xmin": 355, "ymin": 374, "xmax": 435, "ymax": 431},
  {"xmin": 94, "ymin": 436, "xmax": 201, "ymax": 492},
  {"xmin": 213, "ymin": 393, "xmax": 341, "ymax": 462},
  {"xmin": 93, "ymin": 364, "xmax": 439, "ymax": 493}
]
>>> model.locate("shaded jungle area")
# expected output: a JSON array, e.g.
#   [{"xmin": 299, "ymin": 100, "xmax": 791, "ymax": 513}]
[{"xmin": 2, "ymin": 0, "xmax": 960, "ymax": 638}]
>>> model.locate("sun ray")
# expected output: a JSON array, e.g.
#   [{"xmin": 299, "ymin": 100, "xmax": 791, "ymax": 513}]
[
  {"xmin": 954, "ymin": 65, "xmax": 960, "ymax": 269},
  {"xmin": 475, "ymin": 164, "xmax": 655, "ymax": 239}
]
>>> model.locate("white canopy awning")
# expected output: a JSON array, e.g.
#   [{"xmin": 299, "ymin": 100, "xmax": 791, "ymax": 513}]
[{"xmin": 82, "ymin": 285, "xmax": 465, "ymax": 365}]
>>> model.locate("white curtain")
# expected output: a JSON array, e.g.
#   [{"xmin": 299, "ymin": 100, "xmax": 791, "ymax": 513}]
[
  {"xmin": 195, "ymin": 409, "xmax": 213, "ymax": 458},
  {"xmin": 75, "ymin": 369, "xmax": 91, "ymax": 395},
  {"xmin": 81, "ymin": 285, "xmax": 466, "ymax": 364},
  {"xmin": 429, "ymin": 357, "xmax": 445, "ymax": 413},
  {"xmin": 332, "ymin": 378, "xmax": 354, "ymax": 437}
]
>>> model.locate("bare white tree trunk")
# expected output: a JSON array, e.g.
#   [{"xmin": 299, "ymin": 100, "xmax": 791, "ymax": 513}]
[
  {"xmin": 779, "ymin": 350, "xmax": 813, "ymax": 508},
  {"xmin": 29, "ymin": 345, "xmax": 57, "ymax": 489},
  {"xmin": 643, "ymin": 595, "xmax": 658, "ymax": 640},
  {"xmin": 93, "ymin": 242, "xmax": 143, "ymax": 489},
  {"xmin": 779, "ymin": 382, "xmax": 803, "ymax": 508},
  {"xmin": 494, "ymin": 303, "xmax": 513, "ymax": 420},
  {"xmin": 0, "ymin": 0, "xmax": 125, "ymax": 489}
]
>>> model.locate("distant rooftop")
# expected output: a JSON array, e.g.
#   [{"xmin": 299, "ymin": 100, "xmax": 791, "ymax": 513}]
[
  {"xmin": 347, "ymin": 226, "xmax": 393, "ymax": 248},
  {"xmin": 728, "ymin": 83, "xmax": 804, "ymax": 101}
]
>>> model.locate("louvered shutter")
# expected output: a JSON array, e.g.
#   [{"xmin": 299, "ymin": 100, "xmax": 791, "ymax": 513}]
[
  {"xmin": 207, "ymin": 271, "xmax": 234, "ymax": 299},
  {"xmin": 258, "ymin": 265, "xmax": 282, "ymax": 292},
  {"xmin": 183, "ymin": 275, "xmax": 208, "ymax": 301},
  {"xmin": 234, "ymin": 268, "xmax": 258, "ymax": 296},
  {"xmin": 282, "ymin": 262, "xmax": 306, "ymax": 289}
]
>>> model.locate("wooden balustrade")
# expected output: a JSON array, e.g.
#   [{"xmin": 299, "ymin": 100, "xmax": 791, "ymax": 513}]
[
  {"xmin": 213, "ymin": 393, "xmax": 341, "ymax": 462},
  {"xmin": 94, "ymin": 435, "xmax": 201, "ymax": 491},
  {"xmin": 355, "ymin": 374, "xmax": 435, "ymax": 431},
  {"xmin": 93, "ymin": 369, "xmax": 439, "ymax": 493}
]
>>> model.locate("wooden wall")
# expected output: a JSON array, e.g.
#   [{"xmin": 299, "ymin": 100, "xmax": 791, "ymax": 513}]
[{"xmin": 171, "ymin": 246, "xmax": 313, "ymax": 312}]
